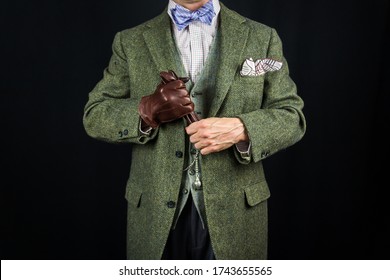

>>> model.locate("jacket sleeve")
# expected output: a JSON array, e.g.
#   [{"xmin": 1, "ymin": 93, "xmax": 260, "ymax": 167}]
[
  {"xmin": 237, "ymin": 28, "xmax": 306, "ymax": 163},
  {"xmin": 83, "ymin": 31, "xmax": 158, "ymax": 144}
]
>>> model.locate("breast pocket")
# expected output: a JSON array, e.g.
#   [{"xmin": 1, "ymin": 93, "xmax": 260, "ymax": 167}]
[{"xmin": 223, "ymin": 75, "xmax": 265, "ymax": 115}]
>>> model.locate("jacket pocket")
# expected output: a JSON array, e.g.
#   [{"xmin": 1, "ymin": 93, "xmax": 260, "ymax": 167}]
[{"xmin": 244, "ymin": 181, "xmax": 270, "ymax": 207}]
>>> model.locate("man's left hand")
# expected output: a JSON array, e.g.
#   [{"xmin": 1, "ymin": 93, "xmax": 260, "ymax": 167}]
[{"xmin": 185, "ymin": 117, "xmax": 249, "ymax": 155}]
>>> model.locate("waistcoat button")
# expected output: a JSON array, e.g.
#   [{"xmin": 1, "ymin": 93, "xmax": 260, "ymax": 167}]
[
  {"xmin": 167, "ymin": 201, "xmax": 176, "ymax": 208},
  {"xmin": 175, "ymin": 151, "xmax": 183, "ymax": 158}
]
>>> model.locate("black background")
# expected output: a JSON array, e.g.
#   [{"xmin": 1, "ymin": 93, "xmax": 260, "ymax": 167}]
[{"xmin": 1, "ymin": 0, "xmax": 389, "ymax": 260}]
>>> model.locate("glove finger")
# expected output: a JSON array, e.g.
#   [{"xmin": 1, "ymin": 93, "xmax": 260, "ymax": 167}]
[
  {"xmin": 164, "ymin": 79, "xmax": 186, "ymax": 89},
  {"xmin": 160, "ymin": 71, "xmax": 178, "ymax": 84},
  {"xmin": 168, "ymin": 70, "xmax": 179, "ymax": 79},
  {"xmin": 179, "ymin": 77, "xmax": 190, "ymax": 83},
  {"xmin": 157, "ymin": 106, "xmax": 195, "ymax": 123},
  {"xmin": 157, "ymin": 97, "xmax": 193, "ymax": 113}
]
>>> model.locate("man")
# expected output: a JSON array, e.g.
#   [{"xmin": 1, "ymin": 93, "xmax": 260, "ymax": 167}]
[{"xmin": 83, "ymin": 0, "xmax": 306, "ymax": 260}]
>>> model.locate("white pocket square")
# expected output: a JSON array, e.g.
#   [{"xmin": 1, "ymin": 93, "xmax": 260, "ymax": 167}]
[{"xmin": 240, "ymin": 58, "xmax": 283, "ymax": 76}]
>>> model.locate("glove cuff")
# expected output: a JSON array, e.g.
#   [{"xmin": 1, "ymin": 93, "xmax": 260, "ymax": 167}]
[{"xmin": 138, "ymin": 96, "xmax": 159, "ymax": 128}]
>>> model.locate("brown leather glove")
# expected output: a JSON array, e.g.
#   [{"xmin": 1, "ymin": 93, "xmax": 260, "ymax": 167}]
[{"xmin": 138, "ymin": 70, "xmax": 195, "ymax": 128}]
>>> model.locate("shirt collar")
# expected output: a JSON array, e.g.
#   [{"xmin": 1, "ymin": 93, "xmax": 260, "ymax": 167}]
[{"xmin": 167, "ymin": 0, "xmax": 221, "ymax": 28}]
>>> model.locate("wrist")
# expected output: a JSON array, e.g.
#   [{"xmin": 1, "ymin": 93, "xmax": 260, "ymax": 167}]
[
  {"xmin": 234, "ymin": 118, "xmax": 249, "ymax": 143},
  {"xmin": 139, "ymin": 95, "xmax": 159, "ymax": 128}
]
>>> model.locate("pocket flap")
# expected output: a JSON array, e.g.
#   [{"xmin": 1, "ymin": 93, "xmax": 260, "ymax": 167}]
[{"xmin": 244, "ymin": 181, "xmax": 270, "ymax": 207}]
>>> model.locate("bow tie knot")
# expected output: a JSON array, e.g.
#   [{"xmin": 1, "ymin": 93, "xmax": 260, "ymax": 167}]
[{"xmin": 171, "ymin": 0, "xmax": 216, "ymax": 31}]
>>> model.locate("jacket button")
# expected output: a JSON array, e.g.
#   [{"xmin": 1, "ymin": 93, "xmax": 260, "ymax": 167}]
[
  {"xmin": 261, "ymin": 151, "xmax": 270, "ymax": 158},
  {"xmin": 167, "ymin": 201, "xmax": 176, "ymax": 208},
  {"xmin": 123, "ymin": 129, "xmax": 128, "ymax": 136},
  {"xmin": 175, "ymin": 151, "xmax": 183, "ymax": 158}
]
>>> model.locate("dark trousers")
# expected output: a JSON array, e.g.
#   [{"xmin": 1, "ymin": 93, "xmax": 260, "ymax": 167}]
[{"xmin": 162, "ymin": 195, "xmax": 215, "ymax": 260}]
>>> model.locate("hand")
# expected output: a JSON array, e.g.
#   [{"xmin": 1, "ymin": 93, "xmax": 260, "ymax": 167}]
[
  {"xmin": 185, "ymin": 117, "xmax": 249, "ymax": 155},
  {"xmin": 138, "ymin": 70, "xmax": 194, "ymax": 128}
]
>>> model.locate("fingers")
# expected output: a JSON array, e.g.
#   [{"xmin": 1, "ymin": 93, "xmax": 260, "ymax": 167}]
[
  {"xmin": 185, "ymin": 118, "xmax": 247, "ymax": 155},
  {"xmin": 157, "ymin": 103, "xmax": 195, "ymax": 124},
  {"xmin": 160, "ymin": 70, "xmax": 190, "ymax": 85},
  {"xmin": 179, "ymin": 77, "xmax": 190, "ymax": 83},
  {"xmin": 167, "ymin": 79, "xmax": 186, "ymax": 90},
  {"xmin": 185, "ymin": 120, "xmax": 202, "ymax": 135},
  {"xmin": 160, "ymin": 82, "xmax": 190, "ymax": 101},
  {"xmin": 198, "ymin": 143, "xmax": 231, "ymax": 155},
  {"xmin": 160, "ymin": 70, "xmax": 178, "ymax": 84}
]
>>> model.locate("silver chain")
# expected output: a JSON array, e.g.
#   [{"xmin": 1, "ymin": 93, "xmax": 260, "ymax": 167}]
[{"xmin": 183, "ymin": 149, "xmax": 202, "ymax": 189}]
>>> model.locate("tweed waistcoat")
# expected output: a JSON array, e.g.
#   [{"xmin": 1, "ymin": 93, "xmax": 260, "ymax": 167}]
[{"xmin": 171, "ymin": 29, "xmax": 221, "ymax": 229}]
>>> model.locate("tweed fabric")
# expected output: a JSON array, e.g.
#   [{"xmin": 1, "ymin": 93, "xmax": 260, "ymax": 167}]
[{"xmin": 83, "ymin": 3, "xmax": 306, "ymax": 260}]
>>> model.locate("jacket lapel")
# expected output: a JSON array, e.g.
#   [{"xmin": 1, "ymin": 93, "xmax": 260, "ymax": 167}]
[
  {"xmin": 208, "ymin": 4, "xmax": 249, "ymax": 117},
  {"xmin": 143, "ymin": 4, "xmax": 250, "ymax": 118},
  {"xmin": 143, "ymin": 10, "xmax": 187, "ymax": 78}
]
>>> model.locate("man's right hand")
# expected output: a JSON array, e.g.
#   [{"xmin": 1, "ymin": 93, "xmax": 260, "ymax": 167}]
[{"xmin": 138, "ymin": 70, "xmax": 194, "ymax": 128}]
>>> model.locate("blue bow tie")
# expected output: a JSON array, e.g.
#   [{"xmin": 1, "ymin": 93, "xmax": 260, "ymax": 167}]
[{"xmin": 170, "ymin": 0, "xmax": 216, "ymax": 31}]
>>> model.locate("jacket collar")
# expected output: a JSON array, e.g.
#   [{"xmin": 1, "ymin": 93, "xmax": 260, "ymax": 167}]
[{"xmin": 143, "ymin": 3, "xmax": 250, "ymax": 117}]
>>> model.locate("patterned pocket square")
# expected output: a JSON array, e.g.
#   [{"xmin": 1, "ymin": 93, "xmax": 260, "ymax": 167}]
[{"xmin": 240, "ymin": 58, "xmax": 283, "ymax": 76}]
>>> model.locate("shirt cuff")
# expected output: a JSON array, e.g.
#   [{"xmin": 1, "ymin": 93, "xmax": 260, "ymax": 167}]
[
  {"xmin": 139, "ymin": 118, "xmax": 153, "ymax": 136},
  {"xmin": 235, "ymin": 141, "xmax": 251, "ymax": 160}
]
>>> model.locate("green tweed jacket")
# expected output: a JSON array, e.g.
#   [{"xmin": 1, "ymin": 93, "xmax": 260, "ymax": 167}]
[{"xmin": 83, "ymin": 3, "xmax": 306, "ymax": 260}]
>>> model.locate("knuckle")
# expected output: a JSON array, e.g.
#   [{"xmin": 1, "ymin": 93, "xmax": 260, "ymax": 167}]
[
  {"xmin": 174, "ymin": 80, "xmax": 184, "ymax": 88},
  {"xmin": 203, "ymin": 139, "xmax": 212, "ymax": 146},
  {"xmin": 199, "ymin": 121, "xmax": 208, "ymax": 129},
  {"xmin": 202, "ymin": 131, "xmax": 212, "ymax": 138}
]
